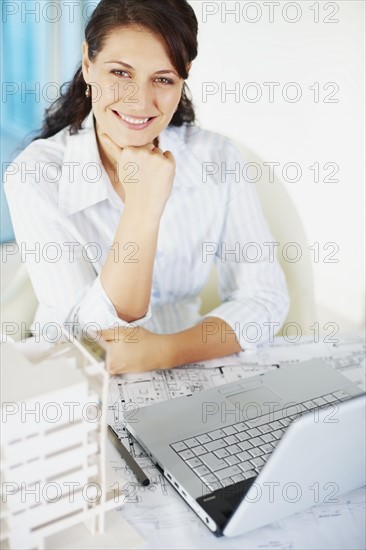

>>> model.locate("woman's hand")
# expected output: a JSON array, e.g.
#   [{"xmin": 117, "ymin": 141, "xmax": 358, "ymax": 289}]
[
  {"xmin": 101, "ymin": 134, "xmax": 176, "ymax": 220},
  {"xmin": 100, "ymin": 326, "xmax": 172, "ymax": 374}
]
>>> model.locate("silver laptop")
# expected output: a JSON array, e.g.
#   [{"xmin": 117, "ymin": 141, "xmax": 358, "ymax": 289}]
[{"xmin": 124, "ymin": 359, "xmax": 366, "ymax": 537}]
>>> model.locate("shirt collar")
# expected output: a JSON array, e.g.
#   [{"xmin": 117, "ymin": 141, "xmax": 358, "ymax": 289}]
[
  {"xmin": 58, "ymin": 110, "xmax": 110, "ymax": 216},
  {"xmin": 58, "ymin": 111, "xmax": 199, "ymax": 216}
]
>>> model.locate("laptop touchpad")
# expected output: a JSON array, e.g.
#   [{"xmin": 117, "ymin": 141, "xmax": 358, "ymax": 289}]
[{"xmin": 226, "ymin": 386, "xmax": 282, "ymax": 407}]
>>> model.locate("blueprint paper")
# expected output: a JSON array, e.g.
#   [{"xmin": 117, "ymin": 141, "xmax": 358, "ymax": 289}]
[{"xmin": 108, "ymin": 334, "xmax": 365, "ymax": 549}]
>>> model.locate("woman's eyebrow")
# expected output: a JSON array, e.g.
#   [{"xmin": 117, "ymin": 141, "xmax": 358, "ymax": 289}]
[{"xmin": 105, "ymin": 60, "xmax": 178, "ymax": 76}]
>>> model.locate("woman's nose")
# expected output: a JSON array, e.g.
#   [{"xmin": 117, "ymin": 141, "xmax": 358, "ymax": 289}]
[{"xmin": 123, "ymin": 80, "xmax": 154, "ymax": 113}]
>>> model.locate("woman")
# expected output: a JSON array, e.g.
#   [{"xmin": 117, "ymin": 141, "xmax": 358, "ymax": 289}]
[{"xmin": 4, "ymin": 0, "xmax": 289, "ymax": 373}]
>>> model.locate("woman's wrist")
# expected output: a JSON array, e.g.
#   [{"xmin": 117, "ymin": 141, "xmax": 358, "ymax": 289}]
[
  {"xmin": 123, "ymin": 201, "xmax": 162, "ymax": 227},
  {"xmin": 159, "ymin": 333, "xmax": 177, "ymax": 370}
]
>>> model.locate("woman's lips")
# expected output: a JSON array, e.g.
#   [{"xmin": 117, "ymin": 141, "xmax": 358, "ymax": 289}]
[{"xmin": 112, "ymin": 110, "xmax": 156, "ymax": 130}]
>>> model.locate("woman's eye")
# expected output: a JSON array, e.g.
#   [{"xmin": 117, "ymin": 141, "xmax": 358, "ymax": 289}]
[
  {"xmin": 155, "ymin": 77, "xmax": 173, "ymax": 85},
  {"xmin": 112, "ymin": 70, "xmax": 129, "ymax": 77},
  {"xmin": 111, "ymin": 71, "xmax": 173, "ymax": 85}
]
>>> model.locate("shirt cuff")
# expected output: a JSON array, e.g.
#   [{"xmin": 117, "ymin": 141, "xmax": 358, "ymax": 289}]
[
  {"xmin": 68, "ymin": 274, "xmax": 152, "ymax": 335},
  {"xmin": 202, "ymin": 298, "xmax": 288, "ymax": 353}
]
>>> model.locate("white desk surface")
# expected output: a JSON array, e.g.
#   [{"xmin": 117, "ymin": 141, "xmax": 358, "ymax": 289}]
[{"xmin": 11, "ymin": 333, "xmax": 365, "ymax": 549}]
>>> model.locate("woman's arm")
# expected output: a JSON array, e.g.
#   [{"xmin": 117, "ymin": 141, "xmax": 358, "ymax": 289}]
[
  {"xmin": 101, "ymin": 317, "xmax": 242, "ymax": 374},
  {"xmin": 99, "ymin": 135, "xmax": 175, "ymax": 323},
  {"xmin": 100, "ymin": 205, "xmax": 161, "ymax": 322}
]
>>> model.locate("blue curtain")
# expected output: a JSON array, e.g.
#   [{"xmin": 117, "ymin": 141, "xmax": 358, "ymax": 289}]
[{"xmin": 1, "ymin": 0, "xmax": 88, "ymax": 242}]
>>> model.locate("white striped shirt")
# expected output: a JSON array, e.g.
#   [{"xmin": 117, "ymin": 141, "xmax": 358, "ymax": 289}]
[{"xmin": 4, "ymin": 110, "xmax": 289, "ymax": 351}]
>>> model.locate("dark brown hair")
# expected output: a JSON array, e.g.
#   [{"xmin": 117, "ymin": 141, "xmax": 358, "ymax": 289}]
[{"xmin": 32, "ymin": 0, "xmax": 198, "ymax": 141}]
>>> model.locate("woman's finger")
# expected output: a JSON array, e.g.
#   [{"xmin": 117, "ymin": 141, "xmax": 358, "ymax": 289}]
[{"xmin": 100, "ymin": 133, "xmax": 122, "ymax": 161}]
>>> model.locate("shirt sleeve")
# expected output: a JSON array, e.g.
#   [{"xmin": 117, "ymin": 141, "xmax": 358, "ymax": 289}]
[
  {"xmin": 4, "ymin": 169, "xmax": 151, "ymax": 339},
  {"xmin": 201, "ymin": 139, "xmax": 290, "ymax": 352}
]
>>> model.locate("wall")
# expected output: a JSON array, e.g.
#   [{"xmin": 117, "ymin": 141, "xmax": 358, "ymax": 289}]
[{"xmin": 187, "ymin": 0, "xmax": 365, "ymax": 328}]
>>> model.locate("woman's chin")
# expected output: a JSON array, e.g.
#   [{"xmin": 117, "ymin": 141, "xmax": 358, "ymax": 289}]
[{"xmin": 117, "ymin": 136, "xmax": 156, "ymax": 148}]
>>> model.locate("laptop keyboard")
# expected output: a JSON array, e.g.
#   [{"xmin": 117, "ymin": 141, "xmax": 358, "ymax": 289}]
[{"xmin": 170, "ymin": 390, "xmax": 351, "ymax": 491}]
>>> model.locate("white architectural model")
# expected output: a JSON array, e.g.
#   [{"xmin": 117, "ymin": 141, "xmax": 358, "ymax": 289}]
[{"xmin": 1, "ymin": 334, "xmax": 121, "ymax": 550}]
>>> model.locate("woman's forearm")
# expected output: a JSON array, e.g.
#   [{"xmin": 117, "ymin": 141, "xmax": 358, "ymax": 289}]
[
  {"xmin": 164, "ymin": 317, "xmax": 242, "ymax": 367},
  {"xmin": 100, "ymin": 205, "xmax": 161, "ymax": 322},
  {"xmin": 102, "ymin": 317, "xmax": 243, "ymax": 375}
]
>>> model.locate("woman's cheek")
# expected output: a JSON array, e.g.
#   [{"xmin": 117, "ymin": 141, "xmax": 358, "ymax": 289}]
[{"xmin": 163, "ymin": 88, "xmax": 182, "ymax": 111}]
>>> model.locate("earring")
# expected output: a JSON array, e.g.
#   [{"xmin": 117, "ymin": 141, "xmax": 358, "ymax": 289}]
[{"xmin": 85, "ymin": 84, "xmax": 91, "ymax": 98}]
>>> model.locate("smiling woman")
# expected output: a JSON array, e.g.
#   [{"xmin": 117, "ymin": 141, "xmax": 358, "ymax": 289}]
[{"xmin": 4, "ymin": 0, "xmax": 289, "ymax": 373}]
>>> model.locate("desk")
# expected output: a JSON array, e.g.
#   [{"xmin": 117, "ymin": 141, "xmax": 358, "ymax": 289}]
[
  {"xmin": 8, "ymin": 333, "xmax": 365, "ymax": 549},
  {"xmin": 107, "ymin": 333, "xmax": 366, "ymax": 549}
]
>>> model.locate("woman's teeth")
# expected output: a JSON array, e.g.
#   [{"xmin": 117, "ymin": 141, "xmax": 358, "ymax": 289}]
[{"xmin": 118, "ymin": 112, "xmax": 150, "ymax": 124}]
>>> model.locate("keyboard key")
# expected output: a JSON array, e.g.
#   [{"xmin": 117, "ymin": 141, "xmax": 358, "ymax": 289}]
[
  {"xmin": 318, "ymin": 402, "xmax": 332, "ymax": 410},
  {"xmin": 227, "ymin": 444, "xmax": 241, "ymax": 455},
  {"xmin": 216, "ymin": 465, "xmax": 242, "ymax": 481},
  {"xmin": 179, "ymin": 449, "xmax": 195, "ymax": 460},
  {"xmin": 248, "ymin": 447, "xmax": 263, "ymax": 458},
  {"xmin": 236, "ymin": 431, "xmax": 250, "ymax": 442},
  {"xmin": 233, "ymin": 422, "xmax": 247, "ymax": 432},
  {"xmin": 250, "ymin": 436, "xmax": 265, "ymax": 447},
  {"xmin": 223, "ymin": 426, "xmax": 236, "ymax": 436},
  {"xmin": 214, "ymin": 448, "xmax": 230, "ymax": 459},
  {"xmin": 184, "ymin": 437, "xmax": 200, "ymax": 448},
  {"xmin": 243, "ymin": 470, "xmax": 256, "ymax": 480},
  {"xmin": 269, "ymin": 421, "xmax": 283, "ymax": 430},
  {"xmin": 171, "ymin": 442, "xmax": 187, "ymax": 452},
  {"xmin": 283, "ymin": 405, "xmax": 302, "ymax": 417},
  {"xmin": 237, "ymin": 450, "xmax": 251, "ymax": 462},
  {"xmin": 196, "ymin": 434, "xmax": 212, "ymax": 444},
  {"xmin": 323, "ymin": 394, "xmax": 338, "ymax": 403},
  {"xmin": 204, "ymin": 439, "xmax": 226, "ymax": 452},
  {"xmin": 192, "ymin": 445, "xmax": 207, "ymax": 456},
  {"xmin": 312, "ymin": 397, "xmax": 327, "ymax": 406},
  {"xmin": 258, "ymin": 424, "xmax": 272, "ymax": 434},
  {"xmin": 272, "ymin": 429, "xmax": 283, "ymax": 440},
  {"xmin": 246, "ymin": 410, "xmax": 285, "ymax": 428},
  {"xmin": 279, "ymin": 418, "xmax": 292, "ymax": 427},
  {"xmin": 303, "ymin": 400, "xmax": 317, "ymax": 410},
  {"xmin": 232, "ymin": 473, "xmax": 245, "ymax": 483},
  {"xmin": 207, "ymin": 429, "xmax": 226, "ymax": 440},
  {"xmin": 238, "ymin": 441, "xmax": 253, "ymax": 452},
  {"xmin": 200, "ymin": 453, "xmax": 228, "ymax": 472},
  {"xmin": 202, "ymin": 473, "xmax": 219, "ymax": 484},
  {"xmin": 261, "ymin": 433, "xmax": 275, "ymax": 443},
  {"xmin": 250, "ymin": 457, "xmax": 265, "ymax": 469},
  {"xmin": 186, "ymin": 457, "xmax": 202, "ymax": 468},
  {"xmin": 332, "ymin": 390, "xmax": 350, "ymax": 400},
  {"xmin": 221, "ymin": 477, "xmax": 235, "ymax": 487},
  {"xmin": 260, "ymin": 443, "xmax": 273, "ymax": 454},
  {"xmin": 262, "ymin": 453, "xmax": 271, "ymax": 462},
  {"xmin": 225, "ymin": 455, "xmax": 240, "ymax": 466},
  {"xmin": 247, "ymin": 427, "xmax": 261, "ymax": 437},
  {"xmin": 224, "ymin": 435, "xmax": 239, "ymax": 445},
  {"xmin": 206, "ymin": 481, "xmax": 222, "ymax": 491},
  {"xmin": 194, "ymin": 465, "xmax": 210, "ymax": 477},
  {"xmin": 238, "ymin": 460, "xmax": 253, "ymax": 472}
]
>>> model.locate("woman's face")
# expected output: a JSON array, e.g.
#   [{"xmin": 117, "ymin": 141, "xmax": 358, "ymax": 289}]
[{"xmin": 82, "ymin": 26, "xmax": 188, "ymax": 151}]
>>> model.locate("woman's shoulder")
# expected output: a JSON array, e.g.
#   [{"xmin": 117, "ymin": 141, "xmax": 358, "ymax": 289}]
[
  {"xmin": 10, "ymin": 126, "xmax": 70, "ymax": 167},
  {"xmin": 3, "ymin": 126, "xmax": 71, "ymax": 205},
  {"xmin": 168, "ymin": 123, "xmax": 229, "ymax": 146},
  {"xmin": 165, "ymin": 123, "xmax": 240, "ymax": 161}
]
